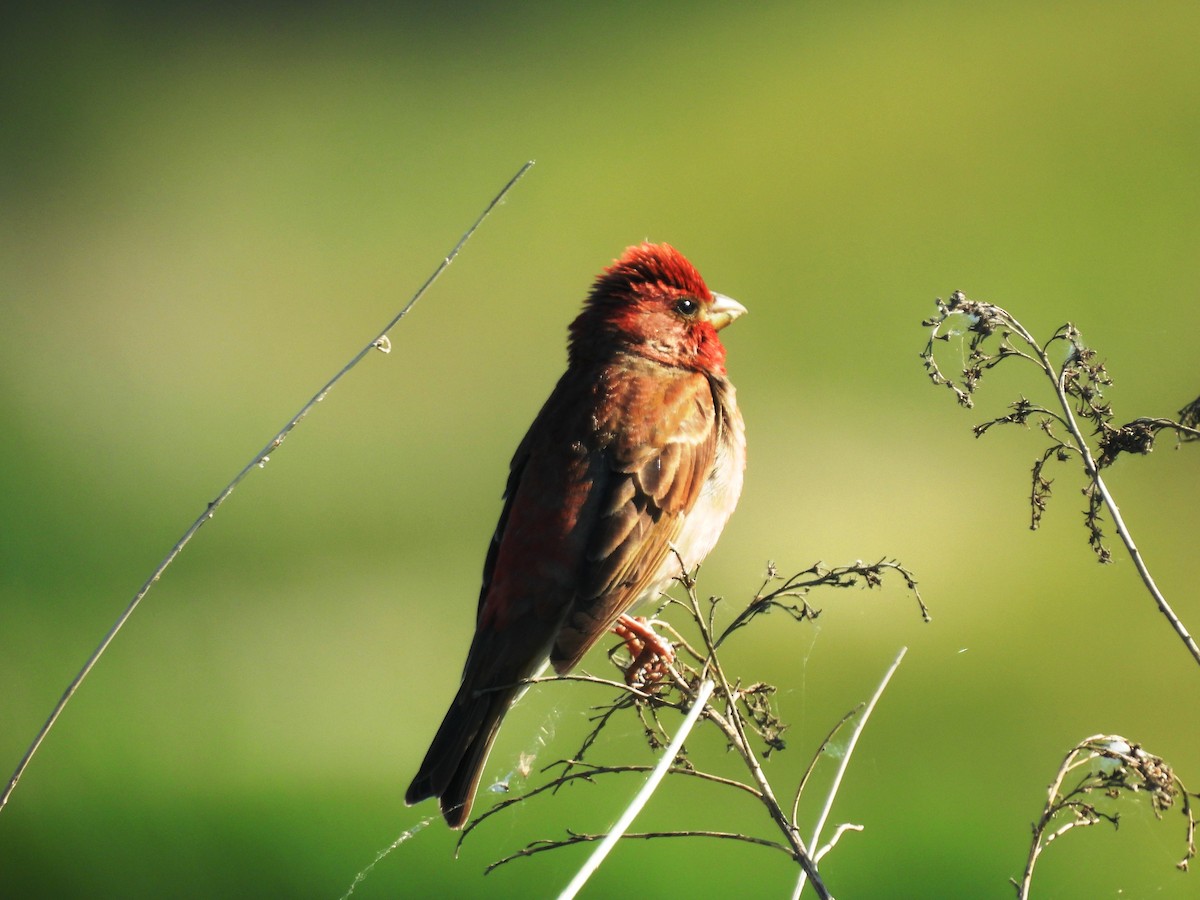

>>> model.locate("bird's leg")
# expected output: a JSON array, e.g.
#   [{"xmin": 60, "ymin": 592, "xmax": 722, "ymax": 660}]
[{"xmin": 612, "ymin": 614, "xmax": 675, "ymax": 689}]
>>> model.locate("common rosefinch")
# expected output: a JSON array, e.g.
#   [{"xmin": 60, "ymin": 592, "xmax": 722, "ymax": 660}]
[{"xmin": 405, "ymin": 242, "xmax": 746, "ymax": 827}]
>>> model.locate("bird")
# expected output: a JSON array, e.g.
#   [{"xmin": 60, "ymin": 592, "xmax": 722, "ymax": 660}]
[{"xmin": 405, "ymin": 242, "xmax": 746, "ymax": 828}]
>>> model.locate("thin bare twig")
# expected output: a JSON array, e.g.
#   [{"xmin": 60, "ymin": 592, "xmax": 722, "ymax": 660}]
[
  {"xmin": 716, "ymin": 559, "xmax": 929, "ymax": 647},
  {"xmin": 791, "ymin": 706, "xmax": 865, "ymax": 825},
  {"xmin": 792, "ymin": 646, "xmax": 907, "ymax": 900},
  {"xmin": 0, "ymin": 161, "xmax": 535, "ymax": 814},
  {"xmin": 487, "ymin": 828, "xmax": 793, "ymax": 874},
  {"xmin": 814, "ymin": 822, "xmax": 866, "ymax": 863},
  {"xmin": 557, "ymin": 678, "xmax": 715, "ymax": 900}
]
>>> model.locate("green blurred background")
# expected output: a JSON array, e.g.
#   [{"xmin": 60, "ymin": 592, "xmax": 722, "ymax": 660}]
[{"xmin": 2, "ymin": 2, "xmax": 1198, "ymax": 897}]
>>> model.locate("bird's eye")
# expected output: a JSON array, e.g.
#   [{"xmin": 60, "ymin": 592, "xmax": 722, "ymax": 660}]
[{"xmin": 674, "ymin": 297, "xmax": 699, "ymax": 317}]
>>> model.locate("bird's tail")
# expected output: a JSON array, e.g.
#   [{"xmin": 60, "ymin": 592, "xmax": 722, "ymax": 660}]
[{"xmin": 404, "ymin": 682, "xmax": 516, "ymax": 829}]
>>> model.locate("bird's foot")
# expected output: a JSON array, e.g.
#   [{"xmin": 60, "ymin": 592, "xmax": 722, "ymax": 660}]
[{"xmin": 613, "ymin": 614, "xmax": 675, "ymax": 690}]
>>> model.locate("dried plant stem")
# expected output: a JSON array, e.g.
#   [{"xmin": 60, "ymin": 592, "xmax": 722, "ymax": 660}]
[
  {"xmin": 791, "ymin": 646, "xmax": 907, "ymax": 900},
  {"xmin": 0, "ymin": 161, "xmax": 535, "ymax": 815},
  {"xmin": 474, "ymin": 561, "xmax": 925, "ymax": 894},
  {"xmin": 557, "ymin": 678, "xmax": 715, "ymax": 900},
  {"xmin": 1015, "ymin": 734, "xmax": 1197, "ymax": 897},
  {"xmin": 814, "ymin": 823, "xmax": 865, "ymax": 863},
  {"xmin": 490, "ymin": 829, "xmax": 793, "ymax": 872},
  {"xmin": 681, "ymin": 586, "xmax": 833, "ymax": 899},
  {"xmin": 1016, "ymin": 741, "xmax": 1098, "ymax": 898},
  {"xmin": 1011, "ymin": 317, "xmax": 1200, "ymax": 666},
  {"xmin": 924, "ymin": 293, "xmax": 1200, "ymax": 668}
]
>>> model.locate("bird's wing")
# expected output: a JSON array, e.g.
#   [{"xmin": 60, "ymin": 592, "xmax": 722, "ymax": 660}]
[
  {"xmin": 550, "ymin": 362, "xmax": 718, "ymax": 671},
  {"xmin": 463, "ymin": 368, "xmax": 606, "ymax": 686}
]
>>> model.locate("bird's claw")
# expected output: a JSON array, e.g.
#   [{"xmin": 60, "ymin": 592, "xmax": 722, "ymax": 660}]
[{"xmin": 613, "ymin": 614, "xmax": 675, "ymax": 690}]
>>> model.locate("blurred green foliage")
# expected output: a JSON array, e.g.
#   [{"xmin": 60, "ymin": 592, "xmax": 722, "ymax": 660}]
[{"xmin": 2, "ymin": 2, "xmax": 1198, "ymax": 897}]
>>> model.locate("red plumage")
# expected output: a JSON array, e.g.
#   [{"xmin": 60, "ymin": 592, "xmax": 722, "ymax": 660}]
[{"xmin": 405, "ymin": 242, "xmax": 746, "ymax": 827}]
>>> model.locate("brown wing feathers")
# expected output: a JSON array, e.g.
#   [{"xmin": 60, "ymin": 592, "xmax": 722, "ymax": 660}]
[{"xmin": 551, "ymin": 367, "xmax": 717, "ymax": 671}]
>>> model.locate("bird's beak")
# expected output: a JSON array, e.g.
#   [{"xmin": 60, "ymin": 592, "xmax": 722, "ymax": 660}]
[{"xmin": 708, "ymin": 292, "xmax": 747, "ymax": 331}]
